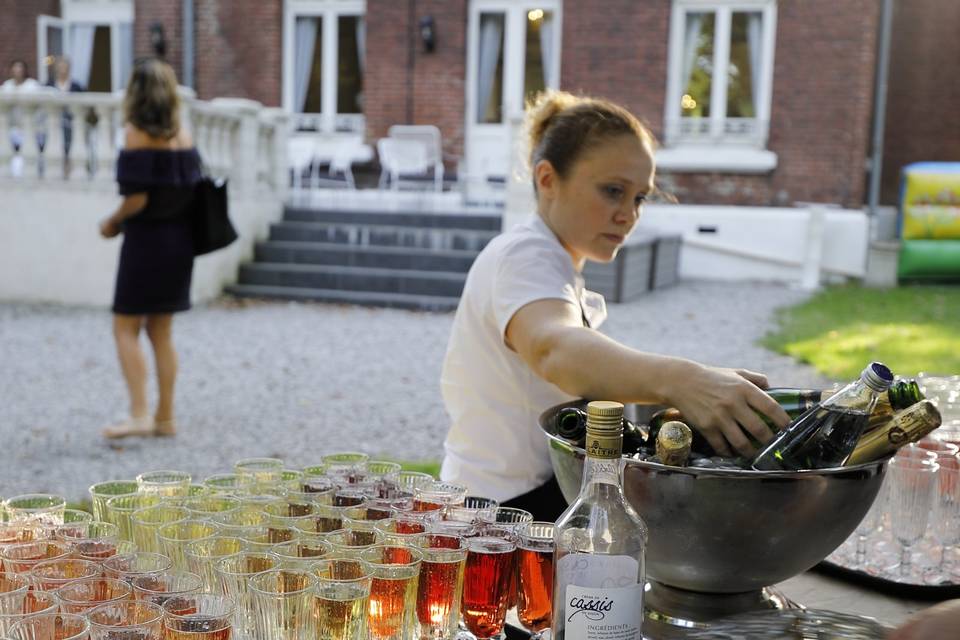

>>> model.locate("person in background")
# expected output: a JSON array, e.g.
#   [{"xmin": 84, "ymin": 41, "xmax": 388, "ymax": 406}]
[
  {"xmin": 439, "ymin": 90, "xmax": 790, "ymax": 522},
  {"xmin": 1, "ymin": 59, "xmax": 45, "ymax": 178},
  {"xmin": 99, "ymin": 58, "xmax": 201, "ymax": 439},
  {"xmin": 46, "ymin": 56, "xmax": 84, "ymax": 179}
]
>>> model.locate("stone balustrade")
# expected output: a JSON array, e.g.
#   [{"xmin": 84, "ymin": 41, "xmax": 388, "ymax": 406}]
[{"xmin": 0, "ymin": 87, "xmax": 288, "ymax": 198}]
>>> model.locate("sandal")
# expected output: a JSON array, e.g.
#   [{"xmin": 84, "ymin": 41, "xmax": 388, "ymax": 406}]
[
  {"xmin": 153, "ymin": 419, "xmax": 177, "ymax": 437},
  {"xmin": 102, "ymin": 415, "xmax": 156, "ymax": 439}
]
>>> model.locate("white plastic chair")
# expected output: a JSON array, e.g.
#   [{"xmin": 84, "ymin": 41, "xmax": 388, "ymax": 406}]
[
  {"xmin": 287, "ymin": 137, "xmax": 318, "ymax": 194},
  {"xmin": 377, "ymin": 138, "xmax": 429, "ymax": 191},
  {"xmin": 385, "ymin": 124, "xmax": 445, "ymax": 191}
]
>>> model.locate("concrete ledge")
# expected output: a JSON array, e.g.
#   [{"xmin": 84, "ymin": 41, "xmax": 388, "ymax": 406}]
[
  {"xmin": 1, "ymin": 185, "xmax": 281, "ymax": 306},
  {"xmin": 656, "ymin": 146, "xmax": 779, "ymax": 174}
]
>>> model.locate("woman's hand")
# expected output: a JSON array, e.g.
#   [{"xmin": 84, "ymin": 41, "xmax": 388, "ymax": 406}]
[
  {"xmin": 887, "ymin": 599, "xmax": 960, "ymax": 640},
  {"xmin": 99, "ymin": 217, "xmax": 120, "ymax": 238},
  {"xmin": 665, "ymin": 363, "xmax": 791, "ymax": 458}
]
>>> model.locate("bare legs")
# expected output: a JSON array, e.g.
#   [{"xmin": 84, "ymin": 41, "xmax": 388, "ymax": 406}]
[
  {"xmin": 146, "ymin": 314, "xmax": 177, "ymax": 429},
  {"xmin": 113, "ymin": 314, "xmax": 148, "ymax": 419},
  {"xmin": 105, "ymin": 312, "xmax": 178, "ymax": 437}
]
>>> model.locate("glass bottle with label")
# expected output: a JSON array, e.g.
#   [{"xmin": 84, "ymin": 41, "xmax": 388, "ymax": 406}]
[{"xmin": 552, "ymin": 401, "xmax": 647, "ymax": 640}]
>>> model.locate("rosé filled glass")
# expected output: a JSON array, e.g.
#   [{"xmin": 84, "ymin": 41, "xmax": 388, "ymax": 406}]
[
  {"xmin": 55, "ymin": 577, "xmax": 133, "ymax": 615},
  {"xmin": 8, "ymin": 612, "xmax": 90, "ymax": 640},
  {"xmin": 461, "ymin": 527, "xmax": 517, "ymax": 640},
  {"xmin": 414, "ymin": 534, "xmax": 467, "ymax": 640},
  {"xmin": 516, "ymin": 522, "xmax": 554, "ymax": 639},
  {"xmin": 29, "ymin": 558, "xmax": 101, "ymax": 591},
  {"xmin": 359, "ymin": 545, "xmax": 423, "ymax": 640},
  {"xmin": 0, "ymin": 590, "xmax": 58, "ymax": 637},
  {"xmin": 1, "ymin": 540, "xmax": 72, "ymax": 575}
]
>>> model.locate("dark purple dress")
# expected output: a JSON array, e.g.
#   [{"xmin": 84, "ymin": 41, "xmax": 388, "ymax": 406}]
[{"xmin": 113, "ymin": 148, "xmax": 202, "ymax": 315}]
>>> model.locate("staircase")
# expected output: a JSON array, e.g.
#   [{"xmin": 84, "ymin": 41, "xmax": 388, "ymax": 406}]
[{"xmin": 227, "ymin": 206, "xmax": 503, "ymax": 311}]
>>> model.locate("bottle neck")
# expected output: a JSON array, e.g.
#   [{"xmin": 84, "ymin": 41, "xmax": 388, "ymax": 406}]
[
  {"xmin": 581, "ymin": 452, "xmax": 623, "ymax": 489},
  {"xmin": 581, "ymin": 423, "xmax": 624, "ymax": 489}
]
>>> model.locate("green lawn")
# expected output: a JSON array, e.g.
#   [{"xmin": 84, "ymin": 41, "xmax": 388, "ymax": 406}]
[
  {"xmin": 395, "ymin": 460, "xmax": 441, "ymax": 477},
  {"xmin": 762, "ymin": 284, "xmax": 960, "ymax": 380}
]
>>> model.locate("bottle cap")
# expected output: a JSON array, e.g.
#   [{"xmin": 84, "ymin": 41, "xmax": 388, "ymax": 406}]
[
  {"xmin": 586, "ymin": 401, "xmax": 624, "ymax": 434},
  {"xmin": 861, "ymin": 362, "xmax": 894, "ymax": 393}
]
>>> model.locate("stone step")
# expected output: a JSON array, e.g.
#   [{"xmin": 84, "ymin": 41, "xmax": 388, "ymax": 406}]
[
  {"xmin": 237, "ymin": 262, "xmax": 467, "ymax": 297},
  {"xmin": 268, "ymin": 221, "xmax": 498, "ymax": 252},
  {"xmin": 254, "ymin": 241, "xmax": 479, "ymax": 272},
  {"xmin": 225, "ymin": 284, "xmax": 460, "ymax": 312},
  {"xmin": 284, "ymin": 206, "xmax": 502, "ymax": 231}
]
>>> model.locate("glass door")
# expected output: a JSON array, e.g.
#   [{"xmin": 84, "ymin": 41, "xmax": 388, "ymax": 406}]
[{"xmin": 465, "ymin": 1, "xmax": 560, "ymax": 189}]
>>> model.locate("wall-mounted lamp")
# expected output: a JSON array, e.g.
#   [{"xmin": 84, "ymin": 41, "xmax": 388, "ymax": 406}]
[
  {"xmin": 419, "ymin": 16, "xmax": 436, "ymax": 53},
  {"xmin": 149, "ymin": 22, "xmax": 167, "ymax": 58}
]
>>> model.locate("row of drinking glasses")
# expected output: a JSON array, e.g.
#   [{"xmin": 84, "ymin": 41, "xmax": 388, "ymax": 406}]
[
  {"xmin": 1, "ymin": 453, "xmax": 560, "ymax": 639},
  {"xmin": 0, "ymin": 586, "xmax": 236, "ymax": 640},
  {"xmin": 1, "ymin": 520, "xmax": 555, "ymax": 640},
  {"xmin": 830, "ymin": 436, "xmax": 960, "ymax": 585}
]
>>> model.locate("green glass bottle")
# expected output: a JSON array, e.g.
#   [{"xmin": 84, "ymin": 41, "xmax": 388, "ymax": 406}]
[
  {"xmin": 556, "ymin": 407, "xmax": 647, "ymax": 453},
  {"xmin": 887, "ymin": 379, "xmax": 925, "ymax": 411},
  {"xmin": 751, "ymin": 362, "xmax": 894, "ymax": 471},
  {"xmin": 764, "ymin": 388, "xmax": 828, "ymax": 422}
]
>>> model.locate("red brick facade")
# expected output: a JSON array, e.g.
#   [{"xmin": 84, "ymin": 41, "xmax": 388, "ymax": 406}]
[
  {"xmin": 194, "ymin": 0, "xmax": 282, "ymax": 105},
  {"xmin": 365, "ymin": 0, "xmax": 468, "ymax": 166},
  {"xmin": 1, "ymin": 0, "xmax": 952, "ymax": 208},
  {"xmin": 133, "ymin": 1, "xmax": 183, "ymax": 86},
  {"xmin": 881, "ymin": 0, "xmax": 960, "ymax": 204},
  {"xmin": 0, "ymin": 0, "xmax": 61, "ymax": 81}
]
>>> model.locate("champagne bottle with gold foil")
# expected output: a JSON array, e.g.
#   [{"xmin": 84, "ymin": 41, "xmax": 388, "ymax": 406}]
[
  {"xmin": 846, "ymin": 400, "xmax": 942, "ymax": 466},
  {"xmin": 655, "ymin": 421, "xmax": 693, "ymax": 466},
  {"xmin": 865, "ymin": 379, "xmax": 926, "ymax": 433}
]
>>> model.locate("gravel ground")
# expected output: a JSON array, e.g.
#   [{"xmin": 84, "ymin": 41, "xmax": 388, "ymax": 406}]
[{"xmin": 0, "ymin": 281, "xmax": 830, "ymax": 501}]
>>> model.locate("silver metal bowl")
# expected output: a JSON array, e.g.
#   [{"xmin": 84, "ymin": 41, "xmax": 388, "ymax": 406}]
[{"xmin": 541, "ymin": 401, "xmax": 888, "ymax": 594}]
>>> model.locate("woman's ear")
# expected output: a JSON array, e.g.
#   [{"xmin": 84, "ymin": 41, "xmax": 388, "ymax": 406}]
[{"xmin": 534, "ymin": 159, "xmax": 558, "ymax": 199}]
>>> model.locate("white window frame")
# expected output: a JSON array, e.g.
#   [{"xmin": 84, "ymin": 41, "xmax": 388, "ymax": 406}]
[
  {"xmin": 54, "ymin": 0, "xmax": 134, "ymax": 91},
  {"xmin": 282, "ymin": 0, "xmax": 366, "ymax": 135},
  {"xmin": 660, "ymin": 0, "xmax": 778, "ymax": 173}
]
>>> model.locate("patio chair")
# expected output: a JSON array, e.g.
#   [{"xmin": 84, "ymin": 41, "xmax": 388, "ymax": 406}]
[
  {"xmin": 384, "ymin": 124, "xmax": 445, "ymax": 191},
  {"xmin": 287, "ymin": 136, "xmax": 317, "ymax": 193},
  {"xmin": 377, "ymin": 137, "xmax": 430, "ymax": 191}
]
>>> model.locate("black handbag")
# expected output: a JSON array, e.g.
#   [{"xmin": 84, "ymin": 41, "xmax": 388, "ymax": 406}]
[{"xmin": 192, "ymin": 175, "xmax": 237, "ymax": 256}]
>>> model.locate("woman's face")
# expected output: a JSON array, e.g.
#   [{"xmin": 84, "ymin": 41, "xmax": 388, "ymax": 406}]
[{"xmin": 537, "ymin": 134, "xmax": 655, "ymax": 269}]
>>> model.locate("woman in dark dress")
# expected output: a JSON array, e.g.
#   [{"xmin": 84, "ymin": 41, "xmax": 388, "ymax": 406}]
[{"xmin": 100, "ymin": 58, "xmax": 201, "ymax": 438}]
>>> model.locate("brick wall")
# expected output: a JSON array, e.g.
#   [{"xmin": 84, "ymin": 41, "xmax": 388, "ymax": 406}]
[
  {"xmin": 194, "ymin": 0, "xmax": 282, "ymax": 105},
  {"xmin": 0, "ymin": 0, "xmax": 60, "ymax": 83},
  {"xmin": 133, "ymin": 0, "xmax": 182, "ymax": 84},
  {"xmin": 562, "ymin": 0, "xmax": 880, "ymax": 209},
  {"xmin": 881, "ymin": 0, "xmax": 960, "ymax": 205},
  {"xmin": 365, "ymin": 0, "xmax": 467, "ymax": 167}
]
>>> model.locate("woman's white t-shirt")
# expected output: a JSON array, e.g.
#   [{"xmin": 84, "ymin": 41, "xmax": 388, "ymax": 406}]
[{"xmin": 440, "ymin": 214, "xmax": 607, "ymax": 502}]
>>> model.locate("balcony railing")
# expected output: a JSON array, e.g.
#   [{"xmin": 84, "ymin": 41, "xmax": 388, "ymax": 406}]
[{"xmin": 0, "ymin": 89, "xmax": 288, "ymax": 197}]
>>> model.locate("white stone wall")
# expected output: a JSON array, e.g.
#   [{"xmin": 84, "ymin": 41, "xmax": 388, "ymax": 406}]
[{"xmin": 0, "ymin": 183, "xmax": 281, "ymax": 307}]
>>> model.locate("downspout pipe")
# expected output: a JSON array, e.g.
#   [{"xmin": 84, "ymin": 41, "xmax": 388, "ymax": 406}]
[
  {"xmin": 182, "ymin": 0, "xmax": 195, "ymax": 88},
  {"xmin": 867, "ymin": 0, "xmax": 894, "ymax": 216}
]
